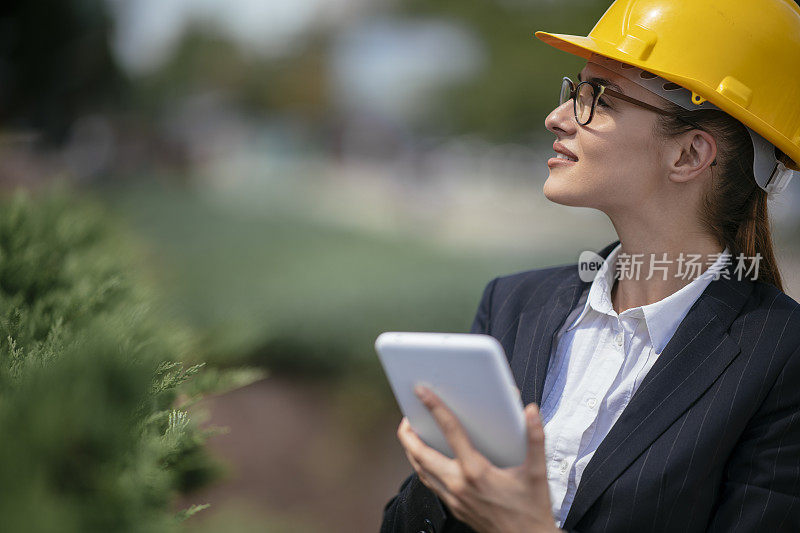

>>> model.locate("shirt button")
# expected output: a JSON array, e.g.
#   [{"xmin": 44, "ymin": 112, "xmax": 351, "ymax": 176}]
[
  {"xmin": 560, "ymin": 460, "xmax": 568, "ymax": 473},
  {"xmin": 615, "ymin": 332, "xmax": 624, "ymax": 346},
  {"xmin": 587, "ymin": 397, "xmax": 597, "ymax": 408}
]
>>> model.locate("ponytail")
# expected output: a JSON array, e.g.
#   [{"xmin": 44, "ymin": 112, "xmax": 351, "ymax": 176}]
[{"xmin": 729, "ymin": 189, "xmax": 783, "ymax": 292}]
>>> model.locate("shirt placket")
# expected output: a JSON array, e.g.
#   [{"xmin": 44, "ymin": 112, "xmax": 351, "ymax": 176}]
[{"xmin": 548, "ymin": 317, "xmax": 624, "ymax": 516}]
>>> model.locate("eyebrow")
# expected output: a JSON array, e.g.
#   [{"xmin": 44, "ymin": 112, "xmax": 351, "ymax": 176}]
[{"xmin": 577, "ymin": 72, "xmax": 624, "ymax": 93}]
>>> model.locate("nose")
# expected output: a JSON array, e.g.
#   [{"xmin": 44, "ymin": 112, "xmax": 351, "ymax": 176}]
[{"xmin": 545, "ymin": 100, "xmax": 577, "ymax": 137}]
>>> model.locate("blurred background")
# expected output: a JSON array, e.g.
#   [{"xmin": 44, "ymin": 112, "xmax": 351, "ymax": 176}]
[{"xmin": 2, "ymin": 0, "xmax": 799, "ymax": 531}]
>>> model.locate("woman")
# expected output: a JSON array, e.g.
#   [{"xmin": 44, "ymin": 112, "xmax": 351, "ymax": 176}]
[{"xmin": 381, "ymin": 0, "xmax": 800, "ymax": 532}]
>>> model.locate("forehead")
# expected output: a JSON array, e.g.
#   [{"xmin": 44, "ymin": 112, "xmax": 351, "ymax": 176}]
[{"xmin": 579, "ymin": 60, "xmax": 671, "ymax": 107}]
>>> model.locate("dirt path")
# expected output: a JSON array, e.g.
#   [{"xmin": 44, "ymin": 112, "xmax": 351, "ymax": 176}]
[{"xmin": 178, "ymin": 376, "xmax": 413, "ymax": 532}]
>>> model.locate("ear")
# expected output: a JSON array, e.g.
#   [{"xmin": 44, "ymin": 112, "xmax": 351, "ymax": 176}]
[{"xmin": 666, "ymin": 129, "xmax": 718, "ymax": 184}]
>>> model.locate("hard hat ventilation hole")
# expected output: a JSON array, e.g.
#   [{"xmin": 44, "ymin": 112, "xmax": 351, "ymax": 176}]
[
  {"xmin": 663, "ymin": 82, "xmax": 683, "ymax": 91},
  {"xmin": 639, "ymin": 71, "xmax": 657, "ymax": 79}
]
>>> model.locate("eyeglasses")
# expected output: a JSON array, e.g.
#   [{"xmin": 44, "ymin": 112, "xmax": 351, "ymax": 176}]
[
  {"xmin": 559, "ymin": 76, "xmax": 716, "ymax": 165},
  {"xmin": 560, "ymin": 76, "xmax": 702, "ymax": 128}
]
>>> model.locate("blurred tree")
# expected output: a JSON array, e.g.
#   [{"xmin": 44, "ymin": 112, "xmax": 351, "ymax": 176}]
[
  {"xmin": 395, "ymin": 0, "xmax": 613, "ymax": 140},
  {"xmin": 133, "ymin": 24, "xmax": 330, "ymax": 124},
  {"xmin": 0, "ymin": 0, "xmax": 127, "ymax": 143},
  {"xmin": 129, "ymin": 0, "xmax": 616, "ymax": 143}
]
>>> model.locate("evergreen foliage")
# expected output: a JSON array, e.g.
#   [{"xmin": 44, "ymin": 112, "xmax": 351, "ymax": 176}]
[{"xmin": 0, "ymin": 188, "xmax": 247, "ymax": 532}]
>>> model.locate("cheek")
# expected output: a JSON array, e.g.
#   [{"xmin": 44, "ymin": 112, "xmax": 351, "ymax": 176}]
[{"xmin": 582, "ymin": 122, "xmax": 663, "ymax": 190}]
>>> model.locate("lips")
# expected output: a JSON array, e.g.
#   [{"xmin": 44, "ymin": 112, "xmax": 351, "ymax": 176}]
[{"xmin": 553, "ymin": 142, "xmax": 579, "ymax": 162}]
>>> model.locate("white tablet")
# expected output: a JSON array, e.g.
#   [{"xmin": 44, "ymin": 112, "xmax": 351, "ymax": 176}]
[{"xmin": 375, "ymin": 331, "xmax": 526, "ymax": 468}]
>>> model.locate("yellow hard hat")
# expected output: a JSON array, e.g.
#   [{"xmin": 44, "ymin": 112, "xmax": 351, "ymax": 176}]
[{"xmin": 535, "ymin": 0, "xmax": 800, "ymax": 193}]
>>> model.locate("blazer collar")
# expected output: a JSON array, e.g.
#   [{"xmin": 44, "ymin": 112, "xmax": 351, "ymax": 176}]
[{"xmin": 507, "ymin": 239, "xmax": 754, "ymax": 531}]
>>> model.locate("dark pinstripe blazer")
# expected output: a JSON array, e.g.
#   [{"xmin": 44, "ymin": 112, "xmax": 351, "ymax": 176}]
[{"xmin": 381, "ymin": 239, "xmax": 800, "ymax": 533}]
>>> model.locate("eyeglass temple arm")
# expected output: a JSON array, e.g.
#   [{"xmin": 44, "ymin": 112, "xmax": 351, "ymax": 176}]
[{"xmin": 601, "ymin": 87, "xmax": 674, "ymax": 116}]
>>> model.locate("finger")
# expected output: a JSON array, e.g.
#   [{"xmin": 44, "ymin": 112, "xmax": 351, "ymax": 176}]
[
  {"xmin": 397, "ymin": 415, "xmax": 453, "ymax": 467},
  {"xmin": 398, "ymin": 419, "xmax": 428, "ymax": 478},
  {"xmin": 397, "ymin": 414, "xmax": 462, "ymax": 484},
  {"xmin": 398, "ymin": 419, "xmax": 426, "ymax": 474},
  {"xmin": 414, "ymin": 384, "xmax": 479, "ymax": 464},
  {"xmin": 404, "ymin": 447, "xmax": 449, "ymax": 497},
  {"xmin": 523, "ymin": 402, "xmax": 547, "ymax": 477},
  {"xmin": 398, "ymin": 418, "xmax": 458, "ymax": 496},
  {"xmin": 404, "ymin": 445, "xmax": 423, "ymax": 473},
  {"xmin": 404, "ymin": 446, "xmax": 429, "ymax": 484}
]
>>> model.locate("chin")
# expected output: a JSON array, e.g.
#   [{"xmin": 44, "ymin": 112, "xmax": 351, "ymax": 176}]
[{"xmin": 543, "ymin": 172, "xmax": 592, "ymax": 208}]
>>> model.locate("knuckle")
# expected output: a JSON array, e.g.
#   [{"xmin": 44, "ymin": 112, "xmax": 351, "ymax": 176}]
[
  {"xmin": 462, "ymin": 467, "xmax": 479, "ymax": 485},
  {"xmin": 462, "ymin": 460, "xmax": 488, "ymax": 485},
  {"xmin": 444, "ymin": 420, "xmax": 461, "ymax": 437},
  {"xmin": 447, "ymin": 477, "xmax": 467, "ymax": 498}
]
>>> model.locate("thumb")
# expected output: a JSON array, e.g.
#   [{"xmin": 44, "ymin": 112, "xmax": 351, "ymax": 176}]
[{"xmin": 523, "ymin": 402, "xmax": 547, "ymax": 474}]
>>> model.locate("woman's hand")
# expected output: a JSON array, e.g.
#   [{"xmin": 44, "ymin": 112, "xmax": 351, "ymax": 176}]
[{"xmin": 396, "ymin": 384, "xmax": 562, "ymax": 533}]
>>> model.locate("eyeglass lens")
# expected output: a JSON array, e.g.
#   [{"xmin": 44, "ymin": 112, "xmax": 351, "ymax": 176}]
[{"xmin": 560, "ymin": 78, "xmax": 598, "ymax": 125}]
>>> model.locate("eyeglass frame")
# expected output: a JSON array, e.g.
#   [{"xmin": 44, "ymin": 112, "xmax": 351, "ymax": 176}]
[{"xmin": 559, "ymin": 76, "xmax": 716, "ymax": 165}]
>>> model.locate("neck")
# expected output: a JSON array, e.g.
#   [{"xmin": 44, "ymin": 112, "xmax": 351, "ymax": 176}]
[{"xmin": 608, "ymin": 224, "xmax": 723, "ymax": 315}]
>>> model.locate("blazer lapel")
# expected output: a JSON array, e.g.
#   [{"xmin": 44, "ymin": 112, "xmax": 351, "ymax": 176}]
[
  {"xmin": 510, "ymin": 240, "xmax": 620, "ymax": 407},
  {"xmin": 561, "ymin": 257, "xmax": 754, "ymax": 530}
]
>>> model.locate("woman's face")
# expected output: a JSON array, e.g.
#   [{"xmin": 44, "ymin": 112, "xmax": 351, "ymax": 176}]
[{"xmin": 543, "ymin": 59, "xmax": 673, "ymax": 213}]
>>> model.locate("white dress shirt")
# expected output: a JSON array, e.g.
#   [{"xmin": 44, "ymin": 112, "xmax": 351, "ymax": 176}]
[{"xmin": 540, "ymin": 243, "xmax": 731, "ymax": 528}]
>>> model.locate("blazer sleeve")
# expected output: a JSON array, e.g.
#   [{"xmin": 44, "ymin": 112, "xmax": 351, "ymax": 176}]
[
  {"xmin": 469, "ymin": 276, "xmax": 497, "ymax": 336},
  {"xmin": 379, "ymin": 277, "xmax": 498, "ymax": 533},
  {"xmin": 705, "ymin": 344, "xmax": 800, "ymax": 532}
]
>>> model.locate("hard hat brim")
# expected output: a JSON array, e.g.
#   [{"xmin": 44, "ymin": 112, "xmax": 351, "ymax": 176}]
[
  {"xmin": 534, "ymin": 31, "xmax": 800, "ymax": 171},
  {"xmin": 534, "ymin": 32, "xmax": 598, "ymax": 61},
  {"xmin": 535, "ymin": 30, "xmax": 699, "ymax": 88}
]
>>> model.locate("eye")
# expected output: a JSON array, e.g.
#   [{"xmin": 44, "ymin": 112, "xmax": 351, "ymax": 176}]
[{"xmin": 597, "ymin": 97, "xmax": 610, "ymax": 107}]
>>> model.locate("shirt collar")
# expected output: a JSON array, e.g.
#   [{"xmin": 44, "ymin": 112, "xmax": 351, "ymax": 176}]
[{"xmin": 566, "ymin": 243, "xmax": 731, "ymax": 355}]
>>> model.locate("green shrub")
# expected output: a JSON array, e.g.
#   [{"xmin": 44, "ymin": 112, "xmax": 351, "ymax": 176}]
[{"xmin": 0, "ymin": 187, "xmax": 245, "ymax": 532}]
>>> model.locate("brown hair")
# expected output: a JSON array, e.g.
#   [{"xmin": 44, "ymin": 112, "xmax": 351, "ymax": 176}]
[{"xmin": 655, "ymin": 105, "xmax": 784, "ymax": 292}]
